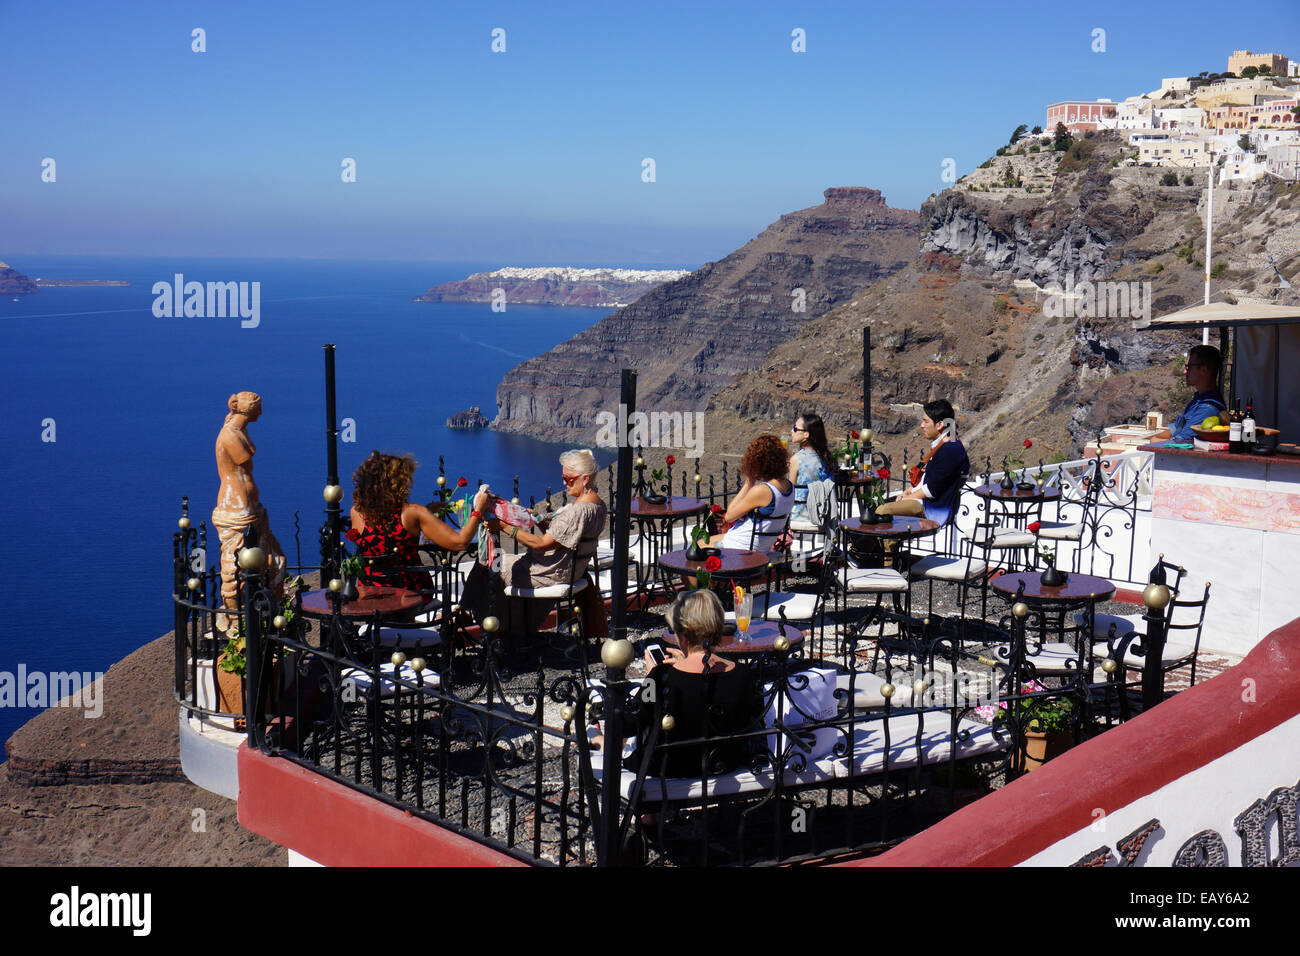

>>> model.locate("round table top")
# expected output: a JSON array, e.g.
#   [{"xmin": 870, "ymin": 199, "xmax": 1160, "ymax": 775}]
[
  {"xmin": 300, "ymin": 585, "xmax": 426, "ymax": 618},
  {"xmin": 662, "ymin": 621, "xmax": 804, "ymax": 657},
  {"xmin": 630, "ymin": 496, "xmax": 708, "ymax": 519},
  {"xmin": 974, "ymin": 483, "xmax": 1062, "ymax": 503},
  {"xmin": 834, "ymin": 470, "xmax": 883, "ymax": 485},
  {"xmin": 990, "ymin": 570, "xmax": 1116, "ymax": 604},
  {"xmin": 657, "ymin": 547, "xmax": 769, "ymax": 579},
  {"xmin": 841, "ymin": 515, "xmax": 940, "ymax": 538}
]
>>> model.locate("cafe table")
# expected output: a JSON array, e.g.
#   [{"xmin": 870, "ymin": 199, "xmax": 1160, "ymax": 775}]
[
  {"xmin": 629, "ymin": 496, "xmax": 709, "ymax": 592},
  {"xmin": 300, "ymin": 585, "xmax": 426, "ymax": 621},
  {"xmin": 657, "ymin": 547, "xmax": 769, "ymax": 606},
  {"xmin": 989, "ymin": 570, "xmax": 1116, "ymax": 684}
]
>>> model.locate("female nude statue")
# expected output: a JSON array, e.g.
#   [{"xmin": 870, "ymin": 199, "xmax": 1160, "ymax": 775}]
[{"xmin": 212, "ymin": 391, "xmax": 286, "ymax": 630}]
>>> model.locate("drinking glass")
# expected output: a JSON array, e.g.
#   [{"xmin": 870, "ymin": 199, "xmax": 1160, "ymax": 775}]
[{"xmin": 736, "ymin": 594, "xmax": 753, "ymax": 642}]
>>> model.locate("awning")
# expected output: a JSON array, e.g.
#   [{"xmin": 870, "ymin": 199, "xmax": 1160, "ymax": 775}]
[{"xmin": 1134, "ymin": 301, "xmax": 1300, "ymax": 330}]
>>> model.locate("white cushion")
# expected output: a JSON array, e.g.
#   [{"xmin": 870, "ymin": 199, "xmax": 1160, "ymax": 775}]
[
  {"xmin": 1035, "ymin": 520, "xmax": 1083, "ymax": 541},
  {"xmin": 595, "ymin": 536, "xmax": 641, "ymax": 569},
  {"xmin": 1093, "ymin": 639, "xmax": 1197, "ymax": 667},
  {"xmin": 356, "ymin": 624, "xmax": 444, "ymax": 651},
  {"xmin": 910, "ymin": 555, "xmax": 988, "ymax": 582},
  {"xmin": 969, "ymin": 530, "xmax": 1036, "ymax": 549},
  {"xmin": 835, "ymin": 671, "xmax": 915, "ymax": 708},
  {"xmin": 597, "ymin": 568, "xmax": 642, "ymax": 598},
  {"xmin": 788, "ymin": 518, "xmax": 822, "ymax": 533},
  {"xmin": 1022, "ymin": 642, "xmax": 1084, "ymax": 675},
  {"xmin": 588, "ymin": 711, "xmax": 1004, "ymax": 801},
  {"xmin": 1083, "ymin": 612, "xmax": 1144, "ymax": 640},
  {"xmin": 503, "ymin": 576, "xmax": 590, "ymax": 600},
  {"xmin": 844, "ymin": 567, "xmax": 909, "ymax": 593},
  {"xmin": 341, "ymin": 662, "xmax": 441, "ymax": 699},
  {"xmin": 761, "ymin": 591, "xmax": 820, "ymax": 621}
]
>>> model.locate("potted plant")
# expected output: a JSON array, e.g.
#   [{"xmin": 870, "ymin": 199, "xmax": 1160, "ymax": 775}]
[
  {"xmin": 1017, "ymin": 694, "xmax": 1076, "ymax": 771},
  {"xmin": 339, "ymin": 553, "xmax": 363, "ymax": 602},
  {"xmin": 685, "ymin": 522, "xmax": 709, "ymax": 561},
  {"xmin": 216, "ymin": 629, "xmax": 246, "ymax": 727}
]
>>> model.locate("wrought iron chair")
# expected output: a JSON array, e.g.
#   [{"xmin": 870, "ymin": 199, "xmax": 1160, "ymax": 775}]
[{"xmin": 500, "ymin": 531, "xmax": 603, "ymax": 673}]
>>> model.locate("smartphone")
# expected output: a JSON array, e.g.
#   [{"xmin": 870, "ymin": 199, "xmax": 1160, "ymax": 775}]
[{"xmin": 646, "ymin": 645, "xmax": 666, "ymax": 667}]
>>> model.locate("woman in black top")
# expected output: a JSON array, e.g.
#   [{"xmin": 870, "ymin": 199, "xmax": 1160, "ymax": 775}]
[{"xmin": 629, "ymin": 590, "xmax": 761, "ymax": 779}]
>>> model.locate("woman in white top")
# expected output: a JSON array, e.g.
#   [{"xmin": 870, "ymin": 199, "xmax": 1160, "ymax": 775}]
[{"xmin": 711, "ymin": 434, "xmax": 795, "ymax": 553}]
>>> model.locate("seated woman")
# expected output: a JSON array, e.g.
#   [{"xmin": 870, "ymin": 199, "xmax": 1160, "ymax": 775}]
[
  {"xmin": 711, "ymin": 434, "xmax": 795, "ymax": 553},
  {"xmin": 787, "ymin": 412, "xmax": 833, "ymax": 524},
  {"xmin": 462, "ymin": 449, "xmax": 607, "ymax": 623},
  {"xmin": 348, "ymin": 451, "xmax": 488, "ymax": 592},
  {"xmin": 628, "ymin": 590, "xmax": 761, "ymax": 779}
]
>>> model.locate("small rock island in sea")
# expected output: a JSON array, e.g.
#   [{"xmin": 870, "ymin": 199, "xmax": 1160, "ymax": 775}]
[
  {"xmin": 446, "ymin": 405, "xmax": 491, "ymax": 430},
  {"xmin": 415, "ymin": 266, "xmax": 690, "ymax": 309}
]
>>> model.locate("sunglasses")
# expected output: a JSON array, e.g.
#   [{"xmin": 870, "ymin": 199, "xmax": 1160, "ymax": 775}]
[{"xmin": 561, "ymin": 474, "xmax": 585, "ymax": 485}]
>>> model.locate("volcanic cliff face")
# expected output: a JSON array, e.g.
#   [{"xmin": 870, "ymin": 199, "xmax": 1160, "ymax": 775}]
[
  {"xmin": 0, "ymin": 261, "xmax": 38, "ymax": 295},
  {"xmin": 492, "ymin": 188, "xmax": 918, "ymax": 440}
]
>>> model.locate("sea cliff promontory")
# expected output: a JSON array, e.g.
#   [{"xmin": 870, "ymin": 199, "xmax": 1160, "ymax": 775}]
[
  {"xmin": 416, "ymin": 266, "xmax": 689, "ymax": 308},
  {"xmin": 492, "ymin": 187, "xmax": 919, "ymax": 440},
  {"xmin": 0, "ymin": 261, "xmax": 38, "ymax": 295}
]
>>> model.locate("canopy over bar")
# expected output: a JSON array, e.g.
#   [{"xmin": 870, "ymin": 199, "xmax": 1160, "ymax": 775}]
[{"xmin": 1135, "ymin": 301, "xmax": 1300, "ymax": 330}]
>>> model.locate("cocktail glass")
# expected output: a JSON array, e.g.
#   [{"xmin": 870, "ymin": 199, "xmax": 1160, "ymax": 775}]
[{"xmin": 736, "ymin": 594, "xmax": 753, "ymax": 642}]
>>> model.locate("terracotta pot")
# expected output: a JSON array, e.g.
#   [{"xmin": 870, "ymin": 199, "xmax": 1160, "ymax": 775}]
[
  {"xmin": 215, "ymin": 653, "xmax": 246, "ymax": 728},
  {"xmin": 1020, "ymin": 728, "xmax": 1072, "ymax": 771}
]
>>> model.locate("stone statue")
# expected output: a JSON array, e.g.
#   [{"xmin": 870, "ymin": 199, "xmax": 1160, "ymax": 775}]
[{"xmin": 212, "ymin": 391, "xmax": 286, "ymax": 632}]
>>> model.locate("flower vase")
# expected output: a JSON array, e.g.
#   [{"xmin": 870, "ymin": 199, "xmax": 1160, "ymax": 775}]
[
  {"xmin": 685, "ymin": 539, "xmax": 706, "ymax": 562},
  {"xmin": 1000, "ymin": 471, "xmax": 1015, "ymax": 491},
  {"xmin": 1039, "ymin": 561, "xmax": 1067, "ymax": 588},
  {"xmin": 341, "ymin": 574, "xmax": 359, "ymax": 604}
]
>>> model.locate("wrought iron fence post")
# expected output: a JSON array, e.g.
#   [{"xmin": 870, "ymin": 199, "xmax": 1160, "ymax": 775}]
[
  {"xmin": 1140, "ymin": 581, "xmax": 1171, "ymax": 711},
  {"xmin": 321, "ymin": 343, "xmax": 343, "ymax": 580},
  {"xmin": 240, "ymin": 551, "xmax": 269, "ymax": 749},
  {"xmin": 597, "ymin": 637, "xmax": 633, "ymax": 866}
]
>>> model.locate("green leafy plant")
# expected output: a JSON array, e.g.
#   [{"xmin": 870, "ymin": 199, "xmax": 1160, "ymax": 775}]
[
  {"xmin": 219, "ymin": 632, "xmax": 246, "ymax": 677},
  {"xmin": 340, "ymin": 553, "xmax": 364, "ymax": 578},
  {"xmin": 1021, "ymin": 694, "xmax": 1075, "ymax": 733}
]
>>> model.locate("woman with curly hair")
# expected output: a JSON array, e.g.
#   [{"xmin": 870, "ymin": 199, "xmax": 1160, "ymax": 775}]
[
  {"xmin": 710, "ymin": 434, "xmax": 794, "ymax": 553},
  {"xmin": 348, "ymin": 451, "xmax": 488, "ymax": 591}
]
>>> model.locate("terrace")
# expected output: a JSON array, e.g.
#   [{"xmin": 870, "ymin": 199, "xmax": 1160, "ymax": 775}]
[{"xmin": 172, "ymin": 345, "xmax": 1288, "ymax": 868}]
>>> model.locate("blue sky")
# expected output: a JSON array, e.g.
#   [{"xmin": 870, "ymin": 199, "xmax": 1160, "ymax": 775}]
[{"xmin": 2, "ymin": 0, "xmax": 1296, "ymax": 266}]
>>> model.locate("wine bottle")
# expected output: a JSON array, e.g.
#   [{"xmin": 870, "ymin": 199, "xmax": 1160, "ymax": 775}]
[
  {"xmin": 1228, "ymin": 401, "xmax": 1243, "ymax": 453},
  {"xmin": 1242, "ymin": 398, "xmax": 1256, "ymax": 447}
]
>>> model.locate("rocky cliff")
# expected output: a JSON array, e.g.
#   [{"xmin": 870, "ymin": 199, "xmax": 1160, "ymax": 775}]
[
  {"xmin": 416, "ymin": 266, "xmax": 688, "ymax": 308},
  {"xmin": 0, "ymin": 261, "xmax": 38, "ymax": 295},
  {"xmin": 493, "ymin": 188, "xmax": 918, "ymax": 440},
  {"xmin": 704, "ymin": 133, "xmax": 1300, "ymax": 466}
]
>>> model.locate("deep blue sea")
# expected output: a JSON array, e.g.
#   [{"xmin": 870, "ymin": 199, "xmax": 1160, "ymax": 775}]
[{"xmin": 0, "ymin": 255, "xmax": 616, "ymax": 750}]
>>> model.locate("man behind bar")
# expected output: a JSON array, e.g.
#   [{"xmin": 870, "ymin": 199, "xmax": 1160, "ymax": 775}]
[{"xmin": 1168, "ymin": 345, "xmax": 1226, "ymax": 442}]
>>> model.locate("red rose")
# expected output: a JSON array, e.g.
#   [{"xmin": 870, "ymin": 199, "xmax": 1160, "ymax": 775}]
[
  {"xmin": 711, "ymin": 504, "xmax": 724, "ymax": 514},
  {"xmin": 850, "ymin": 430, "xmax": 859, "ymax": 439},
  {"xmin": 345, "ymin": 528, "xmax": 361, "ymax": 543},
  {"xmin": 877, "ymin": 468, "xmax": 890, "ymax": 480},
  {"xmin": 457, "ymin": 477, "xmax": 468, "ymax": 488},
  {"xmin": 1028, "ymin": 521, "xmax": 1041, "ymax": 533},
  {"xmin": 1023, "ymin": 440, "xmax": 1032, "ymax": 449},
  {"xmin": 666, "ymin": 455, "xmax": 676, "ymax": 466},
  {"xmin": 704, "ymin": 555, "xmax": 722, "ymax": 572}
]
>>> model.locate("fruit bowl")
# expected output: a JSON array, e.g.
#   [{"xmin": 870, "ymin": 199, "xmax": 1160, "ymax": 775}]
[{"xmin": 1191, "ymin": 426, "xmax": 1232, "ymax": 441}]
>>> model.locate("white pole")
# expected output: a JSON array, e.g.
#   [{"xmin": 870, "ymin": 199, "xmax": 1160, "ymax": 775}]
[{"xmin": 1203, "ymin": 147, "xmax": 1214, "ymax": 345}]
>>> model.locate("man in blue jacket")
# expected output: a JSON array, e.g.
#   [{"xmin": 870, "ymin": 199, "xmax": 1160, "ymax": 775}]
[
  {"xmin": 878, "ymin": 398, "xmax": 970, "ymax": 527},
  {"xmin": 1168, "ymin": 345, "xmax": 1227, "ymax": 442}
]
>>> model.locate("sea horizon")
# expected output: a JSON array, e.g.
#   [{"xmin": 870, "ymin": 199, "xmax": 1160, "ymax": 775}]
[{"xmin": 0, "ymin": 254, "xmax": 620, "ymax": 750}]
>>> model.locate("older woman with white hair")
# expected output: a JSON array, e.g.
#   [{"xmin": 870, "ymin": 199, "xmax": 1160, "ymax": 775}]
[
  {"xmin": 460, "ymin": 449, "xmax": 608, "ymax": 626},
  {"xmin": 489, "ymin": 448, "xmax": 607, "ymax": 589}
]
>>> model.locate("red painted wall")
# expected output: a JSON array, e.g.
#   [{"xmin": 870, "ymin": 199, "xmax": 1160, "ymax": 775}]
[
  {"xmin": 851, "ymin": 616, "xmax": 1300, "ymax": 867},
  {"xmin": 238, "ymin": 746, "xmax": 527, "ymax": 867}
]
